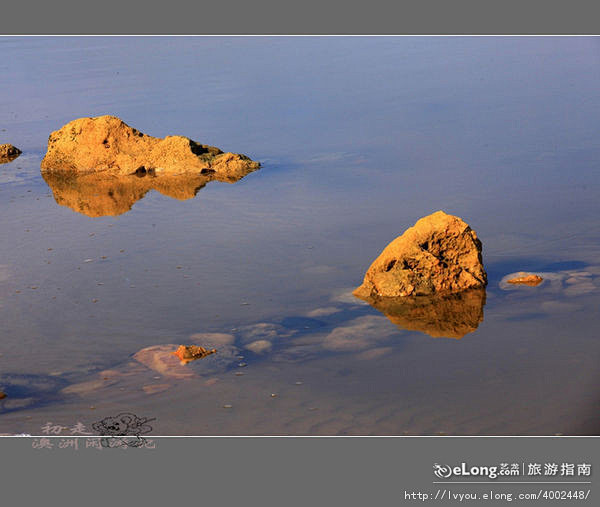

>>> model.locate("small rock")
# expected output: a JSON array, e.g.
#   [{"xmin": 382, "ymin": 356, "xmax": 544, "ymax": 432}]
[
  {"xmin": 0, "ymin": 391, "xmax": 6, "ymax": 399},
  {"xmin": 134, "ymin": 344, "xmax": 237, "ymax": 377},
  {"xmin": 0, "ymin": 144, "xmax": 21, "ymax": 164},
  {"xmin": 172, "ymin": 345, "xmax": 217, "ymax": 364},
  {"xmin": 506, "ymin": 272, "xmax": 544, "ymax": 286}
]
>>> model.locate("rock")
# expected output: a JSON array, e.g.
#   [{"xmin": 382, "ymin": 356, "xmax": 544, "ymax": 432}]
[
  {"xmin": 171, "ymin": 345, "xmax": 217, "ymax": 364},
  {"xmin": 133, "ymin": 345, "xmax": 197, "ymax": 378},
  {"xmin": 0, "ymin": 144, "xmax": 21, "ymax": 164},
  {"xmin": 358, "ymin": 287, "xmax": 486, "ymax": 339},
  {"xmin": 506, "ymin": 272, "xmax": 543, "ymax": 286},
  {"xmin": 0, "ymin": 391, "xmax": 6, "ymax": 399},
  {"xmin": 354, "ymin": 211, "xmax": 487, "ymax": 298},
  {"xmin": 40, "ymin": 115, "xmax": 260, "ymax": 177},
  {"xmin": 133, "ymin": 343, "xmax": 239, "ymax": 378}
]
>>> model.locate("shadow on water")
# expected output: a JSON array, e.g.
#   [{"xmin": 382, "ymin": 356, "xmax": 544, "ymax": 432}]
[{"xmin": 0, "ymin": 373, "xmax": 68, "ymax": 415}]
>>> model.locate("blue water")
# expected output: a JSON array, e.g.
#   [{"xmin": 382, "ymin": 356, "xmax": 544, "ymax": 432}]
[{"xmin": 0, "ymin": 37, "xmax": 599, "ymax": 435}]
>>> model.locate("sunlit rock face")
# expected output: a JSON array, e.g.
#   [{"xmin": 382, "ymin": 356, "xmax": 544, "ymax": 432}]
[
  {"xmin": 355, "ymin": 287, "xmax": 486, "ymax": 339},
  {"xmin": 0, "ymin": 144, "xmax": 21, "ymax": 164},
  {"xmin": 354, "ymin": 211, "xmax": 487, "ymax": 299},
  {"xmin": 40, "ymin": 115, "xmax": 260, "ymax": 178},
  {"xmin": 42, "ymin": 165, "xmax": 255, "ymax": 217}
]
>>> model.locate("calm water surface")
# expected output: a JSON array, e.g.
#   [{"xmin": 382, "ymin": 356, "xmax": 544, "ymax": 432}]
[{"xmin": 1, "ymin": 37, "xmax": 599, "ymax": 435}]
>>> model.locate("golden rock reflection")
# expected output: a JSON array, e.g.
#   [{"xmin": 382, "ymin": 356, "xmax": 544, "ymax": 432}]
[
  {"xmin": 42, "ymin": 167, "xmax": 255, "ymax": 217},
  {"xmin": 355, "ymin": 287, "xmax": 486, "ymax": 339}
]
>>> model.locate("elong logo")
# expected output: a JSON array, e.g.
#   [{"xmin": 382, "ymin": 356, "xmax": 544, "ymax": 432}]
[
  {"xmin": 433, "ymin": 463, "xmax": 452, "ymax": 479},
  {"xmin": 434, "ymin": 462, "xmax": 502, "ymax": 480}
]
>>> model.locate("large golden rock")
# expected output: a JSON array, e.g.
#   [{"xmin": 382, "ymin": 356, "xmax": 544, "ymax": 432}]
[
  {"xmin": 354, "ymin": 211, "xmax": 486, "ymax": 298},
  {"xmin": 40, "ymin": 115, "xmax": 260, "ymax": 177}
]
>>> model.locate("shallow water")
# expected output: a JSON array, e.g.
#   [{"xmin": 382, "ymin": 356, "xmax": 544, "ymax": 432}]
[{"xmin": 1, "ymin": 36, "xmax": 599, "ymax": 435}]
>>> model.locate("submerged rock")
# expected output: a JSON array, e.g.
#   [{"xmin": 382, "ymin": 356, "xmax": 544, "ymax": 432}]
[
  {"xmin": 172, "ymin": 345, "xmax": 217, "ymax": 364},
  {"xmin": 0, "ymin": 144, "xmax": 21, "ymax": 164},
  {"xmin": 42, "ymin": 169, "xmax": 254, "ymax": 217},
  {"xmin": 354, "ymin": 211, "xmax": 487, "ymax": 298},
  {"xmin": 41, "ymin": 115, "xmax": 260, "ymax": 177},
  {"xmin": 356, "ymin": 287, "xmax": 486, "ymax": 339},
  {"xmin": 133, "ymin": 343, "xmax": 239, "ymax": 378},
  {"xmin": 506, "ymin": 272, "xmax": 544, "ymax": 286}
]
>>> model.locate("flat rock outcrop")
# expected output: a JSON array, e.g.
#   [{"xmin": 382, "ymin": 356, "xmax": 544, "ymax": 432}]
[
  {"xmin": 0, "ymin": 144, "xmax": 21, "ymax": 164},
  {"xmin": 40, "ymin": 115, "xmax": 260, "ymax": 177},
  {"xmin": 354, "ymin": 211, "xmax": 487, "ymax": 298}
]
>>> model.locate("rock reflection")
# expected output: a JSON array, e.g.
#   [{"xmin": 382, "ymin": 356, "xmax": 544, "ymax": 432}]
[
  {"xmin": 355, "ymin": 287, "xmax": 486, "ymax": 339},
  {"xmin": 42, "ymin": 166, "xmax": 257, "ymax": 217}
]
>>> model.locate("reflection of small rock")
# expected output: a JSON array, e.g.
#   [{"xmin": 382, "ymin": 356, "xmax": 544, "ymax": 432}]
[
  {"xmin": 356, "ymin": 287, "xmax": 486, "ymax": 339},
  {"xmin": 506, "ymin": 272, "xmax": 543, "ymax": 286},
  {"xmin": 172, "ymin": 345, "xmax": 217, "ymax": 364},
  {"xmin": 0, "ymin": 144, "xmax": 21, "ymax": 164},
  {"xmin": 354, "ymin": 211, "xmax": 487, "ymax": 299}
]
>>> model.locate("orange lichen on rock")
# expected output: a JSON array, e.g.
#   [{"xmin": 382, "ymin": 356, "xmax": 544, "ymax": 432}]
[
  {"xmin": 354, "ymin": 211, "xmax": 487, "ymax": 299},
  {"xmin": 506, "ymin": 272, "xmax": 543, "ymax": 286},
  {"xmin": 172, "ymin": 345, "xmax": 217, "ymax": 364}
]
